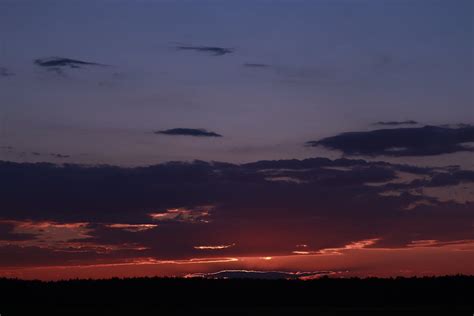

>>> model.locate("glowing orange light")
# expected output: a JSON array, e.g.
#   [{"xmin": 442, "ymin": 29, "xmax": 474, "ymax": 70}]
[
  {"xmin": 292, "ymin": 251, "xmax": 310, "ymax": 255},
  {"xmin": 194, "ymin": 243, "xmax": 235, "ymax": 250}
]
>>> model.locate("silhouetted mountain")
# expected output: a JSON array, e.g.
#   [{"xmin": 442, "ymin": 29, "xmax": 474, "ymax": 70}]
[{"xmin": 185, "ymin": 269, "xmax": 332, "ymax": 279}]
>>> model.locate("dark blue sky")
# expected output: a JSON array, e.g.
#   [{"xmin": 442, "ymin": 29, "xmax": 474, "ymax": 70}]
[{"xmin": 0, "ymin": 0, "xmax": 472, "ymax": 166}]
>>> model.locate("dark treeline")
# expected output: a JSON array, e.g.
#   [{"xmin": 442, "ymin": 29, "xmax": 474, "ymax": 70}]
[{"xmin": 0, "ymin": 275, "xmax": 473, "ymax": 315}]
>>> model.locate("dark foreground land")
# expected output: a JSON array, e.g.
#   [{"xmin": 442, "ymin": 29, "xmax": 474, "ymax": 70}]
[{"xmin": 0, "ymin": 275, "xmax": 473, "ymax": 315}]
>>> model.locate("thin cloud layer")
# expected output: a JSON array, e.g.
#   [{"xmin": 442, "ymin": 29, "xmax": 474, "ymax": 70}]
[
  {"xmin": 176, "ymin": 46, "xmax": 233, "ymax": 56},
  {"xmin": 0, "ymin": 67, "xmax": 14, "ymax": 77},
  {"xmin": 50, "ymin": 153, "xmax": 70, "ymax": 159},
  {"xmin": 374, "ymin": 120, "xmax": 418, "ymax": 126},
  {"xmin": 155, "ymin": 128, "xmax": 222, "ymax": 137},
  {"xmin": 1, "ymin": 149, "xmax": 71, "ymax": 160},
  {"xmin": 243, "ymin": 63, "xmax": 270, "ymax": 68},
  {"xmin": 307, "ymin": 125, "xmax": 474, "ymax": 156}
]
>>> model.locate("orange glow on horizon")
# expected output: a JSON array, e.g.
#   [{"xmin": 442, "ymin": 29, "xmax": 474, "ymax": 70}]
[{"xmin": 1, "ymin": 239, "xmax": 474, "ymax": 280}]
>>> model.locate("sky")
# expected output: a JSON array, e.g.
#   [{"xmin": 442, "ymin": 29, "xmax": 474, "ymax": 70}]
[{"xmin": 0, "ymin": 0, "xmax": 473, "ymax": 280}]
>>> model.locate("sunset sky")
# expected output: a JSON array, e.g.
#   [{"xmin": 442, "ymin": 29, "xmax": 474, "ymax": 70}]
[{"xmin": 0, "ymin": 0, "xmax": 473, "ymax": 280}]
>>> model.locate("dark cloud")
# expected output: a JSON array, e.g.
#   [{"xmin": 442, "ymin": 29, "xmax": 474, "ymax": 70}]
[
  {"xmin": 0, "ymin": 157, "xmax": 472, "ymax": 266},
  {"xmin": 155, "ymin": 128, "xmax": 222, "ymax": 137},
  {"xmin": 176, "ymin": 46, "xmax": 233, "ymax": 56},
  {"xmin": 374, "ymin": 120, "xmax": 418, "ymax": 126},
  {"xmin": 307, "ymin": 125, "xmax": 474, "ymax": 156},
  {"xmin": 34, "ymin": 57, "xmax": 106, "ymax": 69}
]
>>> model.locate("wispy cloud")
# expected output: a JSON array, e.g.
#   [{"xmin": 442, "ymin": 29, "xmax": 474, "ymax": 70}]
[{"xmin": 0, "ymin": 67, "xmax": 14, "ymax": 77}]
